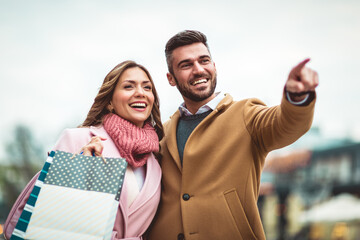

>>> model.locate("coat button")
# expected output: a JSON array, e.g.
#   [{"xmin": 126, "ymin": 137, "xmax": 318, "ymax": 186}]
[
  {"xmin": 182, "ymin": 193, "xmax": 190, "ymax": 201},
  {"xmin": 177, "ymin": 233, "xmax": 185, "ymax": 240}
]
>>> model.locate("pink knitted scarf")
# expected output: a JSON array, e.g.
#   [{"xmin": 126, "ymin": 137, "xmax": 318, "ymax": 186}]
[{"xmin": 103, "ymin": 113, "xmax": 159, "ymax": 167}]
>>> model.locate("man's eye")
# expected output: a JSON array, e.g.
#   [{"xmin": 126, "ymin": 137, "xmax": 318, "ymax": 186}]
[
  {"xmin": 180, "ymin": 63, "xmax": 191, "ymax": 68},
  {"xmin": 201, "ymin": 59, "xmax": 210, "ymax": 64}
]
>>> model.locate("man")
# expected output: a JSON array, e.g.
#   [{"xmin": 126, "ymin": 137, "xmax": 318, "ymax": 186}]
[{"xmin": 147, "ymin": 30, "xmax": 318, "ymax": 240}]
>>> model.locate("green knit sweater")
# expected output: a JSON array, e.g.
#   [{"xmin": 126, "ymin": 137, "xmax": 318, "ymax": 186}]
[{"xmin": 176, "ymin": 110, "xmax": 212, "ymax": 164}]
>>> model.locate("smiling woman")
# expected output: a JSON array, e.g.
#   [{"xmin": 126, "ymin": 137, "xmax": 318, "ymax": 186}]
[
  {"xmin": 109, "ymin": 67, "xmax": 155, "ymax": 128},
  {"xmin": 4, "ymin": 60, "xmax": 164, "ymax": 240},
  {"xmin": 82, "ymin": 61, "xmax": 163, "ymax": 137}
]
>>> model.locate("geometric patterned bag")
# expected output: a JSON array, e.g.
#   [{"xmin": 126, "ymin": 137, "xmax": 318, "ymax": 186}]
[{"xmin": 10, "ymin": 150, "xmax": 127, "ymax": 240}]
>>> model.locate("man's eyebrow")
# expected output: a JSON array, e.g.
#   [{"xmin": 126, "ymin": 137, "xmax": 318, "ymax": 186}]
[
  {"xmin": 177, "ymin": 59, "xmax": 191, "ymax": 68},
  {"xmin": 199, "ymin": 55, "xmax": 211, "ymax": 59},
  {"xmin": 177, "ymin": 55, "xmax": 211, "ymax": 68}
]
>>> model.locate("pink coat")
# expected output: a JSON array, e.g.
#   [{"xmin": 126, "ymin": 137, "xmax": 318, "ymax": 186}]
[{"xmin": 4, "ymin": 126, "xmax": 162, "ymax": 240}]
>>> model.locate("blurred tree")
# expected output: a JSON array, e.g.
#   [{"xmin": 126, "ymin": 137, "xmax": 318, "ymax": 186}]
[
  {"xmin": 5, "ymin": 125, "xmax": 43, "ymax": 178},
  {"xmin": 0, "ymin": 124, "xmax": 44, "ymax": 223}
]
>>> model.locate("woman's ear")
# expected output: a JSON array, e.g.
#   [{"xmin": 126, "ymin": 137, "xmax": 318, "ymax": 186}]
[{"xmin": 107, "ymin": 102, "xmax": 114, "ymax": 113}]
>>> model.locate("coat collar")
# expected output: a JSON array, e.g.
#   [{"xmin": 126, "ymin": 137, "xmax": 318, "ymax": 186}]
[{"xmin": 163, "ymin": 93, "xmax": 234, "ymax": 172}]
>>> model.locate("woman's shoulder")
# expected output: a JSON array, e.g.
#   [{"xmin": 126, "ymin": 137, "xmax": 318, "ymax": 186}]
[
  {"xmin": 60, "ymin": 127, "xmax": 91, "ymax": 136},
  {"xmin": 53, "ymin": 127, "xmax": 95, "ymax": 153},
  {"xmin": 60, "ymin": 125, "xmax": 107, "ymax": 137}
]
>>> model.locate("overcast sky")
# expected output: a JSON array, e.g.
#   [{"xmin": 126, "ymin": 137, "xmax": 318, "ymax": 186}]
[{"xmin": 1, "ymin": 0, "xmax": 360, "ymax": 159}]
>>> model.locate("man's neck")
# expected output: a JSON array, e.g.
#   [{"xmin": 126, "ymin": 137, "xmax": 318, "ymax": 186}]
[{"xmin": 183, "ymin": 94, "xmax": 216, "ymax": 115}]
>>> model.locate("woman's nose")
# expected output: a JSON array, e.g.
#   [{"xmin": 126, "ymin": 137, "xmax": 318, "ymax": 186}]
[{"xmin": 134, "ymin": 85, "xmax": 145, "ymax": 96}]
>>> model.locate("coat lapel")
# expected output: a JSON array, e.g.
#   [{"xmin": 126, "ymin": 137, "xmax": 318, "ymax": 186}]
[
  {"xmin": 162, "ymin": 110, "xmax": 182, "ymax": 172},
  {"xmin": 162, "ymin": 95, "xmax": 233, "ymax": 173},
  {"xmin": 127, "ymin": 153, "xmax": 161, "ymax": 215}
]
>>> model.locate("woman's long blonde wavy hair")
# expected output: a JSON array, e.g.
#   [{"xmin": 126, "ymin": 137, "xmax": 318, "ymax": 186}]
[{"xmin": 81, "ymin": 60, "xmax": 164, "ymax": 141}]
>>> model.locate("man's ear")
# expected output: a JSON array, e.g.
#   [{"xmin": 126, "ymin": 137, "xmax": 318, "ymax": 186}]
[
  {"xmin": 213, "ymin": 61, "xmax": 217, "ymax": 75},
  {"xmin": 167, "ymin": 73, "xmax": 176, "ymax": 86}
]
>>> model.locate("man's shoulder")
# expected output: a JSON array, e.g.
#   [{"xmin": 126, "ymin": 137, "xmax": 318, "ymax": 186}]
[
  {"xmin": 222, "ymin": 95, "xmax": 268, "ymax": 111},
  {"xmin": 163, "ymin": 110, "xmax": 180, "ymax": 126}
]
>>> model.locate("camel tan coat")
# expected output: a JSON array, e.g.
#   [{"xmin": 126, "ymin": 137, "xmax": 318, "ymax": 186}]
[{"xmin": 147, "ymin": 93, "xmax": 315, "ymax": 240}]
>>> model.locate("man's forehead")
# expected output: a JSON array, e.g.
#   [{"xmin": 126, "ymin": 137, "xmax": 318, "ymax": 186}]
[{"xmin": 172, "ymin": 42, "xmax": 210, "ymax": 61}]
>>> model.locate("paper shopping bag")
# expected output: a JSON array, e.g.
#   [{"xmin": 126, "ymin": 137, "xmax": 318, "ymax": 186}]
[{"xmin": 10, "ymin": 150, "xmax": 127, "ymax": 240}]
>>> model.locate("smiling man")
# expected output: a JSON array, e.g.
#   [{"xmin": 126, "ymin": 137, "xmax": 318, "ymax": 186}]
[
  {"xmin": 167, "ymin": 42, "xmax": 217, "ymax": 112},
  {"xmin": 147, "ymin": 30, "xmax": 318, "ymax": 240}
]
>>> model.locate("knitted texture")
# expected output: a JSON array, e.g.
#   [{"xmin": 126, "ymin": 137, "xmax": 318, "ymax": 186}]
[
  {"xmin": 103, "ymin": 113, "xmax": 159, "ymax": 167},
  {"xmin": 177, "ymin": 110, "xmax": 212, "ymax": 164}
]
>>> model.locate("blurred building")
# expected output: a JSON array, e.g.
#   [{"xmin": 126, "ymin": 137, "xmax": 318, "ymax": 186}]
[{"xmin": 259, "ymin": 127, "xmax": 360, "ymax": 240}]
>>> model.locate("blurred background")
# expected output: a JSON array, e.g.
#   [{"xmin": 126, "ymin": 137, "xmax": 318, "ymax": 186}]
[{"xmin": 1, "ymin": 0, "xmax": 360, "ymax": 239}]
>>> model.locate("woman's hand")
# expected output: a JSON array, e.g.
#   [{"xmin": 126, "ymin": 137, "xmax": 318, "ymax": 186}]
[{"xmin": 82, "ymin": 136, "xmax": 106, "ymax": 157}]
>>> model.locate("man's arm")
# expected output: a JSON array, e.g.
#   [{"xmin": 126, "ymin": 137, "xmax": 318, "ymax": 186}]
[{"xmin": 244, "ymin": 59, "xmax": 319, "ymax": 153}]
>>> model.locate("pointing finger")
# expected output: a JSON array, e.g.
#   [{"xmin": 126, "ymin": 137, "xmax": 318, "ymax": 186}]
[{"xmin": 292, "ymin": 58, "xmax": 311, "ymax": 77}]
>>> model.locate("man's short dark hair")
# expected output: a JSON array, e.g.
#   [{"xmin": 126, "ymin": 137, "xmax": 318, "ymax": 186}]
[{"xmin": 165, "ymin": 30, "xmax": 209, "ymax": 75}]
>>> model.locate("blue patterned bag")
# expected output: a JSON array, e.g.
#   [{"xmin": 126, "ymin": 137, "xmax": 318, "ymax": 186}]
[{"xmin": 10, "ymin": 150, "xmax": 127, "ymax": 240}]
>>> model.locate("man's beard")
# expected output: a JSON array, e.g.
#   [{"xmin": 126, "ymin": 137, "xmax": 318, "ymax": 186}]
[{"xmin": 174, "ymin": 73, "xmax": 217, "ymax": 102}]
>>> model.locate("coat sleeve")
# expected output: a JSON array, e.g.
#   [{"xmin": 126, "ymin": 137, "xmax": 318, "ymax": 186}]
[
  {"xmin": 244, "ymin": 93, "xmax": 316, "ymax": 153},
  {"xmin": 3, "ymin": 172, "xmax": 39, "ymax": 239}
]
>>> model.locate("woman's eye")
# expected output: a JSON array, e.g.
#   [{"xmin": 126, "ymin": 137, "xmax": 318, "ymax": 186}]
[
  {"xmin": 124, "ymin": 85, "xmax": 133, "ymax": 89},
  {"xmin": 144, "ymin": 85, "xmax": 152, "ymax": 90}
]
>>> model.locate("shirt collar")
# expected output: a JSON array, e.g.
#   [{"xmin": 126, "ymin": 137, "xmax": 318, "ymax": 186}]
[{"xmin": 178, "ymin": 92, "xmax": 224, "ymax": 117}]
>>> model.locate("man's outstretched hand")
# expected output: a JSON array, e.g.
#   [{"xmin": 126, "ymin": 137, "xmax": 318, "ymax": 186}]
[{"xmin": 285, "ymin": 58, "xmax": 319, "ymax": 102}]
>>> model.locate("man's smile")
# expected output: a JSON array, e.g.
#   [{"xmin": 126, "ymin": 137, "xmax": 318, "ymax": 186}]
[{"xmin": 191, "ymin": 79, "xmax": 208, "ymax": 86}]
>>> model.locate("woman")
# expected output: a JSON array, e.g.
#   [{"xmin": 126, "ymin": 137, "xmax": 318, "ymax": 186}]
[{"xmin": 4, "ymin": 60, "xmax": 164, "ymax": 240}]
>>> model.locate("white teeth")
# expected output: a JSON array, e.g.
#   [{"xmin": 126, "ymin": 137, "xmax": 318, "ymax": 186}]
[
  {"xmin": 130, "ymin": 103, "xmax": 146, "ymax": 108},
  {"xmin": 192, "ymin": 79, "xmax": 207, "ymax": 85}
]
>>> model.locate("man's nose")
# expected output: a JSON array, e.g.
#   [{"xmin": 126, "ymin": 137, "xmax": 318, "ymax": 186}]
[{"xmin": 193, "ymin": 61, "xmax": 205, "ymax": 75}]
